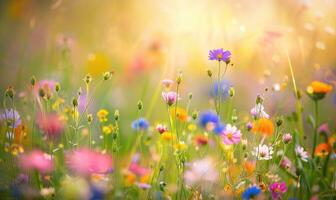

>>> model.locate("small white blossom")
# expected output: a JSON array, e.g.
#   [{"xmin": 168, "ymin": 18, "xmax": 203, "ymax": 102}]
[
  {"xmin": 250, "ymin": 103, "xmax": 269, "ymax": 119},
  {"xmin": 252, "ymin": 144, "xmax": 273, "ymax": 160},
  {"xmin": 295, "ymin": 145, "xmax": 309, "ymax": 162}
]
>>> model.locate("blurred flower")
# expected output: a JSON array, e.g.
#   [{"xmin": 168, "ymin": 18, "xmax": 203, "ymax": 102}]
[
  {"xmin": 162, "ymin": 79, "xmax": 174, "ymax": 88},
  {"xmin": 156, "ymin": 124, "xmax": 167, "ymax": 134},
  {"xmin": 102, "ymin": 124, "xmax": 113, "ymax": 135},
  {"xmin": 306, "ymin": 81, "xmax": 333, "ymax": 101},
  {"xmin": 318, "ymin": 123, "xmax": 330, "ymax": 134},
  {"xmin": 269, "ymin": 182, "xmax": 287, "ymax": 200},
  {"xmin": 213, "ymin": 122, "xmax": 225, "ymax": 134},
  {"xmin": 60, "ymin": 176, "xmax": 90, "ymax": 200},
  {"xmin": 40, "ymin": 187, "xmax": 55, "ymax": 197},
  {"xmin": 314, "ymin": 143, "xmax": 331, "ymax": 158},
  {"xmin": 250, "ymin": 103, "xmax": 269, "ymax": 119},
  {"xmin": 34, "ymin": 80, "xmax": 57, "ymax": 99},
  {"xmin": 199, "ymin": 111, "xmax": 220, "ymax": 132},
  {"xmin": 246, "ymin": 122, "xmax": 253, "ymax": 131},
  {"xmin": 97, "ymin": 109, "xmax": 109, "ymax": 122},
  {"xmin": 184, "ymin": 158, "xmax": 218, "ymax": 187},
  {"xmin": 86, "ymin": 53, "xmax": 111, "ymax": 77},
  {"xmin": 208, "ymin": 48, "xmax": 231, "ymax": 63},
  {"xmin": 19, "ymin": 150, "xmax": 53, "ymax": 173},
  {"xmin": 252, "ymin": 118, "xmax": 274, "ymax": 136},
  {"xmin": 129, "ymin": 154, "xmax": 149, "ymax": 177},
  {"xmin": 37, "ymin": 113, "xmax": 65, "ymax": 139},
  {"xmin": 194, "ymin": 135, "xmax": 208, "ymax": 146},
  {"xmin": 252, "ymin": 145, "xmax": 273, "ymax": 160},
  {"xmin": 170, "ymin": 107, "xmax": 187, "ymax": 121},
  {"xmin": 160, "ymin": 131, "xmax": 175, "ymax": 141},
  {"xmin": 131, "ymin": 118, "xmax": 149, "ymax": 131},
  {"xmin": 280, "ymin": 156, "xmax": 292, "ymax": 170},
  {"xmin": 242, "ymin": 186, "xmax": 261, "ymax": 200},
  {"xmin": 175, "ymin": 141, "xmax": 187, "ymax": 151},
  {"xmin": 66, "ymin": 148, "xmax": 113, "ymax": 175},
  {"xmin": 211, "ymin": 80, "xmax": 231, "ymax": 99},
  {"xmin": 0, "ymin": 109, "xmax": 21, "ymax": 128},
  {"xmin": 243, "ymin": 161, "xmax": 256, "ymax": 176},
  {"xmin": 221, "ymin": 124, "xmax": 241, "ymax": 145},
  {"xmin": 162, "ymin": 91, "xmax": 178, "ymax": 106},
  {"xmin": 295, "ymin": 145, "xmax": 309, "ymax": 162},
  {"xmin": 282, "ymin": 133, "xmax": 292, "ymax": 144}
]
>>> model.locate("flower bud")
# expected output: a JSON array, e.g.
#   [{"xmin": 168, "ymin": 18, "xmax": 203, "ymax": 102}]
[
  {"xmin": 192, "ymin": 111, "xmax": 198, "ymax": 120},
  {"xmin": 103, "ymin": 71, "xmax": 113, "ymax": 80},
  {"xmin": 207, "ymin": 69, "xmax": 212, "ymax": 78},
  {"xmin": 282, "ymin": 133, "xmax": 292, "ymax": 144},
  {"xmin": 30, "ymin": 76, "xmax": 36, "ymax": 86},
  {"xmin": 229, "ymin": 87, "xmax": 235, "ymax": 97},
  {"xmin": 256, "ymin": 95, "xmax": 263, "ymax": 104},
  {"xmin": 176, "ymin": 73, "xmax": 182, "ymax": 85},
  {"xmin": 87, "ymin": 114, "xmax": 93, "ymax": 124},
  {"xmin": 137, "ymin": 101, "xmax": 143, "ymax": 110},
  {"xmin": 114, "ymin": 110, "xmax": 120, "ymax": 121},
  {"xmin": 188, "ymin": 92, "xmax": 192, "ymax": 100},
  {"xmin": 5, "ymin": 86, "xmax": 15, "ymax": 99},
  {"xmin": 55, "ymin": 83, "xmax": 61, "ymax": 92},
  {"xmin": 38, "ymin": 88, "xmax": 45, "ymax": 98},
  {"xmin": 276, "ymin": 118, "xmax": 283, "ymax": 127},
  {"xmin": 72, "ymin": 98, "xmax": 78, "ymax": 107},
  {"xmin": 84, "ymin": 74, "xmax": 92, "ymax": 84}
]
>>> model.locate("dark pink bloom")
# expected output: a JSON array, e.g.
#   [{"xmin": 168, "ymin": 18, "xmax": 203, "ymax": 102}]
[
  {"xmin": 269, "ymin": 182, "xmax": 287, "ymax": 200},
  {"xmin": 19, "ymin": 150, "xmax": 54, "ymax": 173},
  {"xmin": 66, "ymin": 148, "xmax": 113, "ymax": 175},
  {"xmin": 37, "ymin": 113, "xmax": 65, "ymax": 139},
  {"xmin": 128, "ymin": 153, "xmax": 149, "ymax": 176}
]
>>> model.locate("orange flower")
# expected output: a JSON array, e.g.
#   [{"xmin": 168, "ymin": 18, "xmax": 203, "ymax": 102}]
[
  {"xmin": 243, "ymin": 161, "xmax": 256, "ymax": 176},
  {"xmin": 314, "ymin": 143, "xmax": 331, "ymax": 157},
  {"xmin": 170, "ymin": 107, "xmax": 188, "ymax": 122},
  {"xmin": 194, "ymin": 135, "xmax": 208, "ymax": 146},
  {"xmin": 252, "ymin": 118, "xmax": 274, "ymax": 136},
  {"xmin": 307, "ymin": 81, "xmax": 333, "ymax": 94}
]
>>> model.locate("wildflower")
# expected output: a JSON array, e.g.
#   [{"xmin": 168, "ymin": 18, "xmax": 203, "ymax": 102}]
[
  {"xmin": 250, "ymin": 103, "xmax": 269, "ymax": 119},
  {"xmin": 114, "ymin": 110, "xmax": 120, "ymax": 121},
  {"xmin": 242, "ymin": 186, "xmax": 261, "ymax": 200},
  {"xmin": 66, "ymin": 148, "xmax": 113, "ymax": 175},
  {"xmin": 199, "ymin": 111, "xmax": 220, "ymax": 132},
  {"xmin": 318, "ymin": 123, "xmax": 330, "ymax": 134},
  {"xmin": 252, "ymin": 145, "xmax": 273, "ymax": 160},
  {"xmin": 97, "ymin": 109, "xmax": 109, "ymax": 122},
  {"xmin": 131, "ymin": 118, "xmax": 149, "ymax": 131},
  {"xmin": 170, "ymin": 107, "xmax": 187, "ymax": 121},
  {"xmin": 162, "ymin": 79, "xmax": 174, "ymax": 88},
  {"xmin": 282, "ymin": 133, "xmax": 292, "ymax": 144},
  {"xmin": 252, "ymin": 118, "xmax": 274, "ymax": 136},
  {"xmin": 307, "ymin": 81, "xmax": 333, "ymax": 100},
  {"xmin": 34, "ymin": 80, "xmax": 57, "ymax": 98},
  {"xmin": 243, "ymin": 161, "xmax": 256, "ymax": 176},
  {"xmin": 314, "ymin": 143, "xmax": 331, "ymax": 157},
  {"xmin": 19, "ymin": 150, "xmax": 54, "ymax": 173},
  {"xmin": 160, "ymin": 131, "xmax": 175, "ymax": 141},
  {"xmin": 295, "ymin": 145, "xmax": 309, "ymax": 162},
  {"xmin": 102, "ymin": 124, "xmax": 113, "ymax": 135},
  {"xmin": 5, "ymin": 86, "xmax": 15, "ymax": 98},
  {"xmin": 221, "ymin": 124, "xmax": 241, "ymax": 145},
  {"xmin": 194, "ymin": 135, "xmax": 209, "ymax": 146},
  {"xmin": 86, "ymin": 53, "xmax": 111, "ymax": 76},
  {"xmin": 0, "ymin": 109, "xmax": 21, "ymax": 128},
  {"xmin": 280, "ymin": 156, "xmax": 292, "ymax": 170},
  {"xmin": 162, "ymin": 91, "xmax": 178, "ymax": 106},
  {"xmin": 246, "ymin": 122, "xmax": 253, "ymax": 131},
  {"xmin": 184, "ymin": 158, "xmax": 218, "ymax": 187},
  {"xmin": 37, "ymin": 113, "xmax": 65, "ymax": 139},
  {"xmin": 129, "ymin": 154, "xmax": 149, "ymax": 176},
  {"xmin": 156, "ymin": 124, "xmax": 167, "ymax": 134},
  {"xmin": 175, "ymin": 141, "xmax": 187, "ymax": 151},
  {"xmin": 269, "ymin": 182, "xmax": 287, "ymax": 200},
  {"xmin": 208, "ymin": 48, "xmax": 231, "ymax": 63},
  {"xmin": 211, "ymin": 80, "xmax": 231, "ymax": 99}
]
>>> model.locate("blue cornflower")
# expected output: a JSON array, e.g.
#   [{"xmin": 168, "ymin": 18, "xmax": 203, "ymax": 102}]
[
  {"xmin": 211, "ymin": 80, "xmax": 231, "ymax": 99},
  {"xmin": 208, "ymin": 48, "xmax": 231, "ymax": 63},
  {"xmin": 199, "ymin": 111, "xmax": 220, "ymax": 130},
  {"xmin": 242, "ymin": 186, "xmax": 261, "ymax": 200},
  {"xmin": 132, "ymin": 118, "xmax": 149, "ymax": 131},
  {"xmin": 213, "ymin": 122, "xmax": 225, "ymax": 135}
]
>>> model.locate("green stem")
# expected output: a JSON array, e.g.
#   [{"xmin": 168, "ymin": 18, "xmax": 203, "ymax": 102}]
[{"xmin": 312, "ymin": 100, "xmax": 318, "ymax": 158}]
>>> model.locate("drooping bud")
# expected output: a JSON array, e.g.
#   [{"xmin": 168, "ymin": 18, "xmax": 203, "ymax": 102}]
[
  {"xmin": 114, "ymin": 110, "xmax": 120, "ymax": 121},
  {"xmin": 137, "ymin": 101, "xmax": 143, "ymax": 110},
  {"xmin": 207, "ymin": 69, "xmax": 212, "ymax": 78}
]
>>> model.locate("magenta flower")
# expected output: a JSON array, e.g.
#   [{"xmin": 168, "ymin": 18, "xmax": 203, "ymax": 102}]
[
  {"xmin": 66, "ymin": 148, "xmax": 113, "ymax": 175},
  {"xmin": 221, "ymin": 124, "xmax": 241, "ymax": 145},
  {"xmin": 19, "ymin": 150, "xmax": 54, "ymax": 173},
  {"xmin": 208, "ymin": 48, "xmax": 231, "ymax": 63},
  {"xmin": 162, "ymin": 91, "xmax": 178, "ymax": 106},
  {"xmin": 269, "ymin": 182, "xmax": 287, "ymax": 200}
]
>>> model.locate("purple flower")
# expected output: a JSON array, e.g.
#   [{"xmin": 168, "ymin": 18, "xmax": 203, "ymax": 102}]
[
  {"xmin": 269, "ymin": 182, "xmax": 287, "ymax": 200},
  {"xmin": 0, "ymin": 109, "xmax": 21, "ymax": 128},
  {"xmin": 208, "ymin": 48, "xmax": 231, "ymax": 63},
  {"xmin": 162, "ymin": 91, "xmax": 178, "ymax": 106}
]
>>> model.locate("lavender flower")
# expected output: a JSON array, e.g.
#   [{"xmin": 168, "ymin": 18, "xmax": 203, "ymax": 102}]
[
  {"xmin": 162, "ymin": 91, "xmax": 178, "ymax": 106},
  {"xmin": 0, "ymin": 109, "xmax": 21, "ymax": 128},
  {"xmin": 208, "ymin": 48, "xmax": 231, "ymax": 63}
]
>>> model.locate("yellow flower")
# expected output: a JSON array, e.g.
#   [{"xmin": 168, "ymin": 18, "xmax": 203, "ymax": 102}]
[
  {"xmin": 97, "ymin": 109, "xmax": 109, "ymax": 122},
  {"xmin": 86, "ymin": 53, "xmax": 111, "ymax": 77},
  {"xmin": 174, "ymin": 141, "xmax": 187, "ymax": 151},
  {"xmin": 102, "ymin": 124, "xmax": 113, "ymax": 135},
  {"xmin": 170, "ymin": 107, "xmax": 188, "ymax": 122},
  {"xmin": 188, "ymin": 124, "xmax": 197, "ymax": 131},
  {"xmin": 161, "ymin": 131, "xmax": 176, "ymax": 141}
]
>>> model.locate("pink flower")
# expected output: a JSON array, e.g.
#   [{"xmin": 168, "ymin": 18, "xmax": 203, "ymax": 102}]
[
  {"xmin": 269, "ymin": 182, "xmax": 287, "ymax": 200},
  {"xmin": 280, "ymin": 156, "xmax": 292, "ymax": 170},
  {"xmin": 162, "ymin": 91, "xmax": 178, "ymax": 106},
  {"xmin": 162, "ymin": 79, "xmax": 174, "ymax": 88},
  {"xmin": 184, "ymin": 158, "xmax": 218, "ymax": 187},
  {"xmin": 282, "ymin": 133, "xmax": 292, "ymax": 144},
  {"xmin": 156, "ymin": 124, "xmax": 167, "ymax": 134},
  {"xmin": 19, "ymin": 150, "xmax": 53, "ymax": 173},
  {"xmin": 221, "ymin": 124, "xmax": 241, "ymax": 145},
  {"xmin": 66, "ymin": 148, "xmax": 113, "ymax": 175},
  {"xmin": 37, "ymin": 113, "xmax": 65, "ymax": 139},
  {"xmin": 128, "ymin": 154, "xmax": 149, "ymax": 176}
]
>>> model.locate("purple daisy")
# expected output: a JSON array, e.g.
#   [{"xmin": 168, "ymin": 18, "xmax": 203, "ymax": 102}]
[{"xmin": 208, "ymin": 48, "xmax": 231, "ymax": 63}]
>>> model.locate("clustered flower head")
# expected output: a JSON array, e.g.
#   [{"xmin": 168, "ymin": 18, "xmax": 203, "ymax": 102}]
[
  {"xmin": 132, "ymin": 118, "xmax": 149, "ymax": 131},
  {"xmin": 269, "ymin": 182, "xmax": 287, "ymax": 200},
  {"xmin": 242, "ymin": 186, "xmax": 261, "ymax": 200}
]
